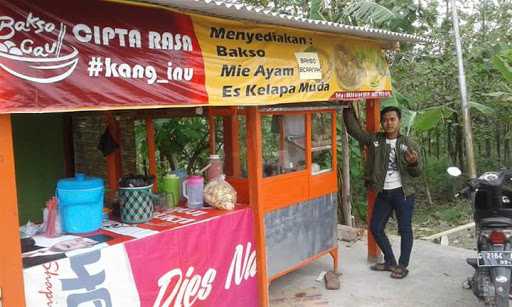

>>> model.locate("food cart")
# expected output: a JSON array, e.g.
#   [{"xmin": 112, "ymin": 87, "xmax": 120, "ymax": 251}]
[{"xmin": 0, "ymin": 0, "xmax": 431, "ymax": 306}]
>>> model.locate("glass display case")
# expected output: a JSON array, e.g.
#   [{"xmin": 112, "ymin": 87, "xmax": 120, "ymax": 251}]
[
  {"xmin": 311, "ymin": 112, "xmax": 333, "ymax": 175},
  {"xmin": 261, "ymin": 114, "xmax": 306, "ymax": 177}
]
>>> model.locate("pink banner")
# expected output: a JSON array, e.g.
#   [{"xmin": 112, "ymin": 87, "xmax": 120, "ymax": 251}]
[
  {"xmin": 23, "ymin": 207, "xmax": 257, "ymax": 307},
  {"xmin": 125, "ymin": 208, "xmax": 258, "ymax": 307}
]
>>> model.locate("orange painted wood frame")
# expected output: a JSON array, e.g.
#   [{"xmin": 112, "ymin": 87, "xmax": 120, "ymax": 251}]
[
  {"xmin": 105, "ymin": 113, "xmax": 122, "ymax": 200},
  {"xmin": 210, "ymin": 109, "xmax": 249, "ymax": 202},
  {"xmin": 259, "ymin": 111, "xmax": 309, "ymax": 211},
  {"xmin": 207, "ymin": 106, "xmax": 249, "ymax": 117},
  {"xmin": 246, "ymin": 107, "xmax": 270, "ymax": 307},
  {"xmin": 0, "ymin": 114, "xmax": 26, "ymax": 307},
  {"xmin": 259, "ymin": 110, "xmax": 338, "ymax": 212},
  {"xmin": 223, "ymin": 115, "xmax": 241, "ymax": 177},
  {"xmin": 63, "ymin": 114, "xmax": 75, "ymax": 177},
  {"xmin": 260, "ymin": 109, "xmax": 339, "ymax": 279},
  {"xmin": 365, "ymin": 99, "xmax": 381, "ymax": 260},
  {"xmin": 134, "ymin": 108, "xmax": 199, "ymax": 119},
  {"xmin": 109, "ymin": 114, "xmax": 123, "ymax": 179},
  {"xmin": 146, "ymin": 116, "xmax": 158, "ymax": 192},
  {"xmin": 205, "ymin": 108, "xmax": 250, "ymax": 204},
  {"xmin": 309, "ymin": 111, "xmax": 338, "ymax": 200},
  {"xmin": 208, "ymin": 115, "xmax": 216, "ymax": 154},
  {"xmin": 278, "ymin": 116, "xmax": 285, "ymax": 167},
  {"xmin": 245, "ymin": 107, "xmax": 339, "ymax": 307},
  {"xmin": 226, "ymin": 177, "xmax": 250, "ymax": 204},
  {"xmin": 305, "ymin": 113, "xmax": 313, "ymax": 173},
  {"xmin": 260, "ymin": 169, "xmax": 309, "ymax": 212}
]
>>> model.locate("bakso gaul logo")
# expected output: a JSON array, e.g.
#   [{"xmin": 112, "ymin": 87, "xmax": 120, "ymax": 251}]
[{"xmin": 0, "ymin": 12, "xmax": 79, "ymax": 83}]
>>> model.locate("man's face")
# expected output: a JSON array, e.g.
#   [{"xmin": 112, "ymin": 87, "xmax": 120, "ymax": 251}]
[
  {"xmin": 52, "ymin": 238, "xmax": 95, "ymax": 252},
  {"xmin": 382, "ymin": 111, "xmax": 400, "ymax": 135}
]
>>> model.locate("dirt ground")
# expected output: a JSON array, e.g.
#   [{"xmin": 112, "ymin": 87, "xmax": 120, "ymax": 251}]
[
  {"xmin": 270, "ymin": 236, "xmax": 481, "ymax": 307},
  {"xmin": 370, "ymin": 197, "xmax": 477, "ymax": 250},
  {"xmin": 386, "ymin": 214, "xmax": 477, "ymax": 250},
  {"xmin": 442, "ymin": 227, "xmax": 477, "ymax": 250}
]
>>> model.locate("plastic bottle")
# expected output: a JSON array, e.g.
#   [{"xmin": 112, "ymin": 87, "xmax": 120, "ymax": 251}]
[{"xmin": 207, "ymin": 154, "xmax": 223, "ymax": 181}]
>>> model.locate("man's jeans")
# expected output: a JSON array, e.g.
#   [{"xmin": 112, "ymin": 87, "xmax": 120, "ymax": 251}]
[{"xmin": 370, "ymin": 187, "xmax": 415, "ymax": 267}]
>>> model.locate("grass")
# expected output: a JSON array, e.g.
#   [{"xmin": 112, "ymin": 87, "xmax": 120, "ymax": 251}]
[
  {"xmin": 382, "ymin": 199, "xmax": 473, "ymax": 239},
  {"xmin": 412, "ymin": 199, "xmax": 473, "ymax": 238}
]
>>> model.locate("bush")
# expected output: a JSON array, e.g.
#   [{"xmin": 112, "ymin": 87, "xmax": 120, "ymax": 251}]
[{"xmin": 420, "ymin": 157, "xmax": 461, "ymax": 202}]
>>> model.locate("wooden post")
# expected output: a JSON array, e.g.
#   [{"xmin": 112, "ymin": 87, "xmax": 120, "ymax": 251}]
[
  {"xmin": 146, "ymin": 116, "xmax": 158, "ymax": 192},
  {"xmin": 63, "ymin": 114, "xmax": 75, "ymax": 177},
  {"xmin": 113, "ymin": 117, "xmax": 123, "ymax": 180},
  {"xmin": 223, "ymin": 115, "xmax": 241, "ymax": 177},
  {"xmin": 105, "ymin": 113, "xmax": 121, "ymax": 202},
  {"xmin": 0, "ymin": 114, "xmax": 26, "ymax": 307},
  {"xmin": 331, "ymin": 112, "xmax": 338, "ymax": 172},
  {"xmin": 366, "ymin": 99, "xmax": 381, "ymax": 262},
  {"xmin": 341, "ymin": 119, "xmax": 352, "ymax": 227},
  {"xmin": 279, "ymin": 116, "xmax": 285, "ymax": 168},
  {"xmin": 331, "ymin": 111, "xmax": 340, "ymax": 271},
  {"xmin": 305, "ymin": 114, "xmax": 312, "ymax": 176},
  {"xmin": 246, "ymin": 107, "xmax": 269, "ymax": 307},
  {"xmin": 208, "ymin": 115, "xmax": 216, "ymax": 154}
]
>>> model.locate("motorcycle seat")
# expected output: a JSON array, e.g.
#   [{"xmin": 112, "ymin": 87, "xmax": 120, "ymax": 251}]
[{"xmin": 479, "ymin": 217, "xmax": 512, "ymax": 228}]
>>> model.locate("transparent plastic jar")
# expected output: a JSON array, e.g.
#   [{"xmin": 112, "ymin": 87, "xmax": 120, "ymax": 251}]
[{"xmin": 207, "ymin": 154, "xmax": 223, "ymax": 181}]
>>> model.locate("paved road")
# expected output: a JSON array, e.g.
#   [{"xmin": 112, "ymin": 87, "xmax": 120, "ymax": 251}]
[{"xmin": 270, "ymin": 236, "xmax": 482, "ymax": 307}]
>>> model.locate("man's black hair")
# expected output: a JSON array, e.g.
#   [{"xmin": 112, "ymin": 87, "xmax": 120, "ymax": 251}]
[{"xmin": 381, "ymin": 106, "xmax": 401, "ymax": 120}]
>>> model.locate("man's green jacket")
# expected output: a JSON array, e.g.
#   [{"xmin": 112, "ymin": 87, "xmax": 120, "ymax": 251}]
[{"xmin": 343, "ymin": 108, "xmax": 422, "ymax": 196}]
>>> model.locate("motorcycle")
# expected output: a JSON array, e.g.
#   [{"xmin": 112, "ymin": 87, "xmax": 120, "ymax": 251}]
[{"xmin": 448, "ymin": 167, "xmax": 512, "ymax": 307}]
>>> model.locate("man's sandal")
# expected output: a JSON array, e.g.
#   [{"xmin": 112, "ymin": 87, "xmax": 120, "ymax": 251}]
[
  {"xmin": 370, "ymin": 263, "xmax": 395, "ymax": 272},
  {"xmin": 390, "ymin": 265, "xmax": 409, "ymax": 279}
]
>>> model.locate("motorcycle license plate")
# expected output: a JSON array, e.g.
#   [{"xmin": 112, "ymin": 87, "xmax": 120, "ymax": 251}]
[{"xmin": 479, "ymin": 251, "xmax": 512, "ymax": 267}]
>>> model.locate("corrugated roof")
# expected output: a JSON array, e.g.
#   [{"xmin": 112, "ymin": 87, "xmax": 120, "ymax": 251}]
[{"xmin": 141, "ymin": 0, "xmax": 435, "ymax": 45}]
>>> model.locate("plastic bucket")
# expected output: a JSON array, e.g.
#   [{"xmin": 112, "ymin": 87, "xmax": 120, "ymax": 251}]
[
  {"xmin": 119, "ymin": 185, "xmax": 155, "ymax": 223},
  {"xmin": 57, "ymin": 186, "xmax": 104, "ymax": 233}
]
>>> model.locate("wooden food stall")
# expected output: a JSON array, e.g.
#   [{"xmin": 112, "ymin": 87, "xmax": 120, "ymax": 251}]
[{"xmin": 0, "ymin": 0, "xmax": 430, "ymax": 306}]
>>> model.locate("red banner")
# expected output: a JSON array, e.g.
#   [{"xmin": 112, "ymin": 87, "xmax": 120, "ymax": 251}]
[
  {"xmin": 0, "ymin": 0, "xmax": 207, "ymax": 112},
  {"xmin": 0, "ymin": 0, "xmax": 393, "ymax": 112}
]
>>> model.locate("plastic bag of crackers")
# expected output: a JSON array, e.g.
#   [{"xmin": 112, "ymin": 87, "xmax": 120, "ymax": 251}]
[{"xmin": 203, "ymin": 175, "xmax": 237, "ymax": 210}]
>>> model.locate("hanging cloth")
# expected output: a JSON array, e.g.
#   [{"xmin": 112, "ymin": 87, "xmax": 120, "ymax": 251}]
[{"xmin": 97, "ymin": 127, "xmax": 119, "ymax": 156}]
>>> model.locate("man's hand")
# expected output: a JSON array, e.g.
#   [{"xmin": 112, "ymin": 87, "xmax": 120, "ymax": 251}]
[{"xmin": 404, "ymin": 148, "xmax": 418, "ymax": 165}]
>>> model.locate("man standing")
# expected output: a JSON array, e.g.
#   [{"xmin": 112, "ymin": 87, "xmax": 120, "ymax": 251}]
[{"xmin": 343, "ymin": 104, "xmax": 422, "ymax": 279}]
